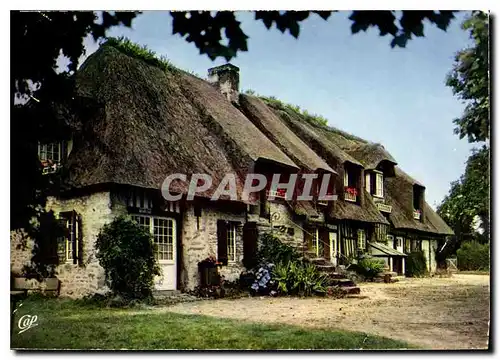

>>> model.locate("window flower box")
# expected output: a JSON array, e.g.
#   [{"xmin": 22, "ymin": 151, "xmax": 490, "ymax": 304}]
[
  {"xmin": 41, "ymin": 160, "xmax": 60, "ymax": 175},
  {"xmin": 413, "ymin": 209, "xmax": 422, "ymax": 220},
  {"xmin": 344, "ymin": 187, "xmax": 358, "ymax": 202},
  {"xmin": 267, "ymin": 188, "xmax": 287, "ymax": 199}
]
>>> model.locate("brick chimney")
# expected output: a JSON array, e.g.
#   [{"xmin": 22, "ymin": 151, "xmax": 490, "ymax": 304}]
[{"xmin": 207, "ymin": 63, "xmax": 240, "ymax": 103}]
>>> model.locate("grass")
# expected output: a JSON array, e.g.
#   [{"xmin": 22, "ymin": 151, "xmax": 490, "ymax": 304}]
[
  {"xmin": 260, "ymin": 95, "xmax": 329, "ymax": 127},
  {"xmin": 11, "ymin": 297, "xmax": 412, "ymax": 350},
  {"xmin": 102, "ymin": 36, "xmax": 177, "ymax": 73}
]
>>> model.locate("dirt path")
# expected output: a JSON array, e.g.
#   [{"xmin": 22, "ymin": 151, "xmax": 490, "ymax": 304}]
[{"xmin": 166, "ymin": 274, "xmax": 490, "ymax": 349}]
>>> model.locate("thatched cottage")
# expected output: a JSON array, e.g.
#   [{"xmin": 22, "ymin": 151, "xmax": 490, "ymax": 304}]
[{"xmin": 11, "ymin": 43, "xmax": 453, "ymax": 297}]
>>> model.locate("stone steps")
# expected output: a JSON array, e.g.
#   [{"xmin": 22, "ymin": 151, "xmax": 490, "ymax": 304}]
[
  {"xmin": 330, "ymin": 278, "xmax": 356, "ymax": 287},
  {"xmin": 298, "ymin": 247, "xmax": 361, "ymax": 296},
  {"xmin": 326, "ymin": 285, "xmax": 361, "ymax": 296},
  {"xmin": 343, "ymin": 286, "xmax": 361, "ymax": 295}
]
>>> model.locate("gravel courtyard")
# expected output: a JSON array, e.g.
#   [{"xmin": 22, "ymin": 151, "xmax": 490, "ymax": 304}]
[{"xmin": 166, "ymin": 274, "xmax": 490, "ymax": 349}]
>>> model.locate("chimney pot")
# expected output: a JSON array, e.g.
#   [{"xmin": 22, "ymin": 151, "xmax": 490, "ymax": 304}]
[{"xmin": 207, "ymin": 63, "xmax": 240, "ymax": 103}]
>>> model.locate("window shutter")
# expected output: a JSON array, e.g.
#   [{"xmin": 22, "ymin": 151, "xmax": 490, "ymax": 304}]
[
  {"xmin": 77, "ymin": 214, "xmax": 84, "ymax": 266},
  {"xmin": 60, "ymin": 141, "xmax": 67, "ymax": 163},
  {"xmin": 343, "ymin": 170, "xmax": 348, "ymax": 187},
  {"xmin": 72, "ymin": 211, "xmax": 78, "ymax": 264},
  {"xmin": 370, "ymin": 174, "xmax": 376, "ymax": 195},
  {"xmin": 365, "ymin": 173, "xmax": 371, "ymax": 193},
  {"xmin": 57, "ymin": 217, "xmax": 69, "ymax": 264},
  {"xmin": 217, "ymin": 220, "xmax": 228, "ymax": 265}
]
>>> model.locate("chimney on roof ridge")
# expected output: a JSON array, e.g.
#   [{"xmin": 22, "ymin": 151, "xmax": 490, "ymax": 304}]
[{"xmin": 207, "ymin": 63, "xmax": 240, "ymax": 104}]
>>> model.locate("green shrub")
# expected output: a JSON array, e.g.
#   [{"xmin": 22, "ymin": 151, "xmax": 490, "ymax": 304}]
[
  {"xmin": 456, "ymin": 241, "xmax": 490, "ymax": 271},
  {"xmin": 356, "ymin": 257, "xmax": 385, "ymax": 281},
  {"xmin": 405, "ymin": 251, "xmax": 427, "ymax": 277},
  {"xmin": 272, "ymin": 261, "xmax": 328, "ymax": 296},
  {"xmin": 253, "ymin": 233, "xmax": 300, "ymax": 268},
  {"xmin": 95, "ymin": 216, "xmax": 160, "ymax": 300},
  {"xmin": 260, "ymin": 96, "xmax": 329, "ymax": 127}
]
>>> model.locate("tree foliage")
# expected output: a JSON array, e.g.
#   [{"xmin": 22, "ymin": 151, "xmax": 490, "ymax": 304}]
[
  {"xmin": 438, "ymin": 146, "xmax": 490, "ymax": 255},
  {"xmin": 11, "ymin": 11, "xmax": 137, "ymax": 233},
  {"xmin": 445, "ymin": 11, "xmax": 489, "ymax": 143},
  {"xmin": 171, "ymin": 11, "xmax": 458, "ymax": 61},
  {"xmin": 95, "ymin": 216, "xmax": 160, "ymax": 300}
]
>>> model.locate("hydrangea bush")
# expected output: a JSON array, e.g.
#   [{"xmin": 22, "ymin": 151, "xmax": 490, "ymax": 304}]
[
  {"xmin": 250, "ymin": 262, "xmax": 276, "ymax": 295},
  {"xmin": 245, "ymin": 234, "xmax": 327, "ymax": 297}
]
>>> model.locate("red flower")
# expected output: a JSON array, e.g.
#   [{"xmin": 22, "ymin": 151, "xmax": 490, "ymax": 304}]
[
  {"xmin": 276, "ymin": 188, "xmax": 287, "ymax": 197},
  {"xmin": 345, "ymin": 187, "xmax": 358, "ymax": 196}
]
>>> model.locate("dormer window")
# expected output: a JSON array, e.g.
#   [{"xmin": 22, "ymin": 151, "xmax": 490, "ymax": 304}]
[
  {"xmin": 266, "ymin": 173, "xmax": 293, "ymax": 201},
  {"xmin": 365, "ymin": 170, "xmax": 384, "ymax": 198},
  {"xmin": 38, "ymin": 141, "xmax": 64, "ymax": 175},
  {"xmin": 343, "ymin": 166, "xmax": 359, "ymax": 203},
  {"xmin": 38, "ymin": 142, "xmax": 61, "ymax": 163},
  {"xmin": 413, "ymin": 185, "xmax": 424, "ymax": 221}
]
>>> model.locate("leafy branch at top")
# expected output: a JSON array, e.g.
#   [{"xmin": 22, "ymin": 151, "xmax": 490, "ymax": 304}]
[{"xmin": 170, "ymin": 10, "xmax": 458, "ymax": 61}]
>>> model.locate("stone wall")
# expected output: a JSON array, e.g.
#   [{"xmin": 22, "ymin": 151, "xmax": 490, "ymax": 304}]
[
  {"xmin": 10, "ymin": 191, "xmax": 117, "ymax": 298},
  {"xmin": 181, "ymin": 203, "xmax": 246, "ymax": 290},
  {"xmin": 263, "ymin": 202, "xmax": 306, "ymax": 248},
  {"xmin": 11, "ymin": 191, "xmax": 311, "ymax": 296},
  {"xmin": 180, "ymin": 201, "xmax": 309, "ymax": 290}
]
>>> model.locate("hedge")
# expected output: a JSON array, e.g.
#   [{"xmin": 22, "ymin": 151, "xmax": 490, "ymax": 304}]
[{"xmin": 456, "ymin": 241, "xmax": 490, "ymax": 271}]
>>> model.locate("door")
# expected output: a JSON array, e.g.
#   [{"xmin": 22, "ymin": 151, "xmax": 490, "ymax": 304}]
[
  {"xmin": 421, "ymin": 239, "xmax": 430, "ymax": 272},
  {"xmin": 133, "ymin": 215, "xmax": 177, "ymax": 290},
  {"xmin": 311, "ymin": 228, "xmax": 324, "ymax": 258},
  {"xmin": 242, "ymin": 222, "xmax": 258, "ymax": 268},
  {"xmin": 329, "ymin": 232, "xmax": 338, "ymax": 266},
  {"xmin": 395, "ymin": 236, "xmax": 404, "ymax": 253}
]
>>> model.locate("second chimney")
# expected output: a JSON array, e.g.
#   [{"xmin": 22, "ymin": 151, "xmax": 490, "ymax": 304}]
[{"xmin": 207, "ymin": 63, "xmax": 240, "ymax": 104}]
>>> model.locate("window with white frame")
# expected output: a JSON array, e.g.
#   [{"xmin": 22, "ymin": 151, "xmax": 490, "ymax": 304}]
[
  {"xmin": 357, "ymin": 229, "xmax": 366, "ymax": 250},
  {"xmin": 395, "ymin": 237, "xmax": 402, "ymax": 248},
  {"xmin": 374, "ymin": 172, "xmax": 384, "ymax": 197},
  {"xmin": 132, "ymin": 215, "xmax": 174, "ymax": 261},
  {"xmin": 58, "ymin": 211, "xmax": 80, "ymax": 263},
  {"xmin": 227, "ymin": 223, "xmax": 237, "ymax": 262},
  {"xmin": 38, "ymin": 142, "xmax": 62, "ymax": 163}
]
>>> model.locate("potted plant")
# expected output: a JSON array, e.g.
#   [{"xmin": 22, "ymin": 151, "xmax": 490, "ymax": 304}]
[{"xmin": 198, "ymin": 255, "xmax": 222, "ymax": 287}]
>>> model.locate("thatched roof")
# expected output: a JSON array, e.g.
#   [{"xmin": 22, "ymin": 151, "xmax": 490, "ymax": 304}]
[
  {"xmin": 423, "ymin": 202, "xmax": 454, "ymax": 236},
  {"xmin": 385, "ymin": 168, "xmax": 452, "ymax": 235},
  {"xmin": 238, "ymin": 95, "xmax": 335, "ymax": 173},
  {"xmin": 260, "ymin": 99, "xmax": 451, "ymax": 235},
  {"xmin": 65, "ymin": 45, "xmax": 297, "ymax": 200},
  {"xmin": 346, "ymin": 143, "xmax": 397, "ymax": 170},
  {"xmin": 178, "ymin": 74, "xmax": 297, "ymax": 169},
  {"xmin": 266, "ymin": 105, "xmax": 363, "ymax": 167},
  {"xmin": 63, "ymin": 45, "xmax": 451, "ymax": 236},
  {"xmin": 330, "ymin": 189, "xmax": 389, "ymax": 225}
]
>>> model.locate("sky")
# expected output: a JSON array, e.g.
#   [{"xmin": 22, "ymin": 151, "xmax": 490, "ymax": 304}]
[{"xmin": 76, "ymin": 11, "xmax": 476, "ymax": 209}]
